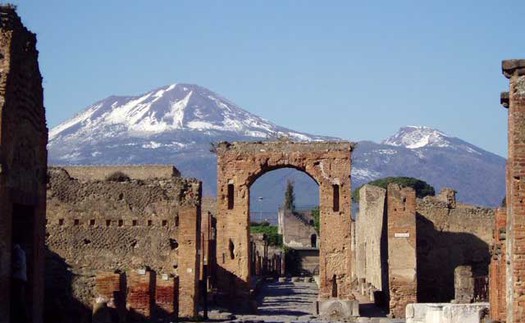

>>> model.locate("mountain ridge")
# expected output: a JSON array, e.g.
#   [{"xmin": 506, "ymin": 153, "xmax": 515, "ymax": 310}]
[{"xmin": 48, "ymin": 83, "xmax": 506, "ymax": 208}]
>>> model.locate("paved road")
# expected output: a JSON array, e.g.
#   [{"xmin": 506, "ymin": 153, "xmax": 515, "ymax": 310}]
[
  {"xmin": 233, "ymin": 280, "xmax": 320, "ymax": 323},
  {"xmin": 208, "ymin": 280, "xmax": 403, "ymax": 323}
]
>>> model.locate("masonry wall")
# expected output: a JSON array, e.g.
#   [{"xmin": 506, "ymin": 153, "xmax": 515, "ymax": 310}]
[
  {"xmin": 45, "ymin": 167, "xmax": 201, "ymax": 321},
  {"xmin": 279, "ymin": 208, "xmax": 318, "ymax": 248},
  {"xmin": 502, "ymin": 59, "xmax": 525, "ymax": 323},
  {"xmin": 0, "ymin": 6, "xmax": 48, "ymax": 323},
  {"xmin": 355, "ymin": 185, "xmax": 387, "ymax": 295},
  {"xmin": 216, "ymin": 141, "xmax": 355, "ymax": 307},
  {"xmin": 489, "ymin": 208, "xmax": 507, "ymax": 321},
  {"xmin": 61, "ymin": 165, "xmax": 179, "ymax": 181},
  {"xmin": 387, "ymin": 184, "xmax": 417, "ymax": 319},
  {"xmin": 416, "ymin": 191, "xmax": 493, "ymax": 303}
]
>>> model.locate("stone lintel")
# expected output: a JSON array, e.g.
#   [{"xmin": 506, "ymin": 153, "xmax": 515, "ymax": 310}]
[
  {"xmin": 215, "ymin": 140, "xmax": 356, "ymax": 154},
  {"xmin": 501, "ymin": 92, "xmax": 509, "ymax": 109},
  {"xmin": 502, "ymin": 59, "xmax": 525, "ymax": 79}
]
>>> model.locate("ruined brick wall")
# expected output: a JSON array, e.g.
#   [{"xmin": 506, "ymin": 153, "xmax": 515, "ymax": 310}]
[
  {"xmin": 490, "ymin": 207, "xmax": 507, "ymax": 321},
  {"xmin": 0, "ymin": 6, "xmax": 48, "ymax": 322},
  {"xmin": 502, "ymin": 59, "xmax": 525, "ymax": 323},
  {"xmin": 45, "ymin": 167, "xmax": 201, "ymax": 320},
  {"xmin": 387, "ymin": 184, "xmax": 417, "ymax": 319},
  {"xmin": 216, "ymin": 141, "xmax": 355, "ymax": 306},
  {"xmin": 279, "ymin": 208, "xmax": 318, "ymax": 248},
  {"xmin": 416, "ymin": 190, "xmax": 493, "ymax": 303},
  {"xmin": 61, "ymin": 165, "xmax": 179, "ymax": 181},
  {"xmin": 355, "ymin": 185, "xmax": 387, "ymax": 294}
]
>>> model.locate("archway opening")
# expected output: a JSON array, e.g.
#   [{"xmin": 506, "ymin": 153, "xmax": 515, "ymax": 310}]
[{"xmin": 249, "ymin": 167, "xmax": 320, "ymax": 278}]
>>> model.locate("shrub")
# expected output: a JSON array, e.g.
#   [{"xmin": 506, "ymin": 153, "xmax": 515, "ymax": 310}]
[
  {"xmin": 352, "ymin": 176, "xmax": 435, "ymax": 203},
  {"xmin": 105, "ymin": 171, "xmax": 131, "ymax": 182}
]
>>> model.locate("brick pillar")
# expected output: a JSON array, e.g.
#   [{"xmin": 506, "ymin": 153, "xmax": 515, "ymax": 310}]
[
  {"xmin": 95, "ymin": 272, "xmax": 121, "ymax": 301},
  {"xmin": 503, "ymin": 59, "xmax": 525, "ymax": 323},
  {"xmin": 156, "ymin": 274, "xmax": 177, "ymax": 320},
  {"xmin": 454, "ymin": 266, "xmax": 474, "ymax": 303},
  {"xmin": 178, "ymin": 202, "xmax": 201, "ymax": 318},
  {"xmin": 490, "ymin": 207, "xmax": 507, "ymax": 322},
  {"xmin": 387, "ymin": 184, "xmax": 417, "ymax": 318},
  {"xmin": 127, "ymin": 270, "xmax": 153, "ymax": 319}
]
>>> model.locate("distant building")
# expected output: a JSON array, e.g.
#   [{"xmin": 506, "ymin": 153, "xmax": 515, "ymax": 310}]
[{"xmin": 278, "ymin": 207, "xmax": 319, "ymax": 275}]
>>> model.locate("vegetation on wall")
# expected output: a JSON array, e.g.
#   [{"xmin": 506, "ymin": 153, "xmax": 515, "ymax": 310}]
[
  {"xmin": 311, "ymin": 206, "xmax": 320, "ymax": 234},
  {"xmin": 352, "ymin": 176, "xmax": 435, "ymax": 203},
  {"xmin": 250, "ymin": 221, "xmax": 283, "ymax": 247},
  {"xmin": 105, "ymin": 171, "xmax": 131, "ymax": 182}
]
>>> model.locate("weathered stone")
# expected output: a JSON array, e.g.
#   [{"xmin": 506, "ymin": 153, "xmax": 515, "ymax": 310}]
[
  {"xmin": 45, "ymin": 166, "xmax": 202, "ymax": 320},
  {"xmin": 215, "ymin": 141, "xmax": 356, "ymax": 309},
  {"xmin": 315, "ymin": 299, "xmax": 359, "ymax": 319},
  {"xmin": 0, "ymin": 5, "xmax": 48, "ymax": 323}
]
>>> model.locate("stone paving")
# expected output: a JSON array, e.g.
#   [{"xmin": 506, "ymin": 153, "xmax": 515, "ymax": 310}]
[{"xmin": 207, "ymin": 279, "xmax": 405, "ymax": 323}]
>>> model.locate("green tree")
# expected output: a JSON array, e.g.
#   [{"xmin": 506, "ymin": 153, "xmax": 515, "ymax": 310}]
[
  {"xmin": 284, "ymin": 179, "xmax": 295, "ymax": 211},
  {"xmin": 311, "ymin": 206, "xmax": 320, "ymax": 234},
  {"xmin": 352, "ymin": 176, "xmax": 435, "ymax": 203}
]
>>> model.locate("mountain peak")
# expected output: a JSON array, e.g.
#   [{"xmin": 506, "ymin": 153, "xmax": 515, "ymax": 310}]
[
  {"xmin": 49, "ymin": 83, "xmax": 329, "ymax": 144},
  {"xmin": 382, "ymin": 126, "xmax": 451, "ymax": 149}
]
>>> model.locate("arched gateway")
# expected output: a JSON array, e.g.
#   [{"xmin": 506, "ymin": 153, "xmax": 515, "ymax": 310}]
[{"xmin": 216, "ymin": 140, "xmax": 357, "ymax": 314}]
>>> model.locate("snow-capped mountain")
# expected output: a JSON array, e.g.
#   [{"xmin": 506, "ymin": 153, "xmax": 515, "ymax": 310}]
[
  {"xmin": 48, "ymin": 84, "xmax": 506, "ymax": 208},
  {"xmin": 50, "ymin": 83, "xmax": 324, "ymax": 148}
]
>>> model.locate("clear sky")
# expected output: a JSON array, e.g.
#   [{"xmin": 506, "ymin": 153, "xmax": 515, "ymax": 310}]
[{"xmin": 9, "ymin": 0, "xmax": 525, "ymax": 157}]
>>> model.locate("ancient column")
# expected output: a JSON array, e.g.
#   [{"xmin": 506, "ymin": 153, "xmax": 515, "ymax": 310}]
[{"xmin": 502, "ymin": 59, "xmax": 525, "ymax": 322}]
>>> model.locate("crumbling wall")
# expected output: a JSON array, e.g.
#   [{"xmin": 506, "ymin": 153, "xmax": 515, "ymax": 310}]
[
  {"xmin": 279, "ymin": 208, "xmax": 318, "ymax": 248},
  {"xmin": 489, "ymin": 207, "xmax": 506, "ymax": 322},
  {"xmin": 416, "ymin": 190, "xmax": 493, "ymax": 303},
  {"xmin": 0, "ymin": 5, "xmax": 48, "ymax": 322},
  {"xmin": 46, "ymin": 167, "xmax": 201, "ymax": 320},
  {"xmin": 387, "ymin": 184, "xmax": 417, "ymax": 318},
  {"xmin": 216, "ymin": 140, "xmax": 355, "ymax": 307},
  {"xmin": 355, "ymin": 185, "xmax": 387, "ymax": 296},
  {"xmin": 61, "ymin": 165, "xmax": 179, "ymax": 181},
  {"xmin": 501, "ymin": 59, "xmax": 525, "ymax": 323}
]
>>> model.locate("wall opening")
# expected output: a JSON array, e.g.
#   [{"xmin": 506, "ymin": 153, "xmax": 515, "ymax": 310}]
[
  {"xmin": 333, "ymin": 184, "xmax": 340, "ymax": 212},
  {"xmin": 10, "ymin": 204, "xmax": 36, "ymax": 321},
  {"xmin": 227, "ymin": 183, "xmax": 234, "ymax": 210},
  {"xmin": 311, "ymin": 234, "xmax": 317, "ymax": 248},
  {"xmin": 249, "ymin": 167, "xmax": 320, "ymax": 277}
]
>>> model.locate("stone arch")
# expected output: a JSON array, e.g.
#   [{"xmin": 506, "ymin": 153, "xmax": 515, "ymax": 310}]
[{"xmin": 215, "ymin": 140, "xmax": 355, "ymax": 305}]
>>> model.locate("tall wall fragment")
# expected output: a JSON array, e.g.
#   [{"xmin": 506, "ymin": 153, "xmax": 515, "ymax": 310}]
[
  {"xmin": 0, "ymin": 5, "xmax": 48, "ymax": 323},
  {"xmin": 501, "ymin": 59, "xmax": 525, "ymax": 323}
]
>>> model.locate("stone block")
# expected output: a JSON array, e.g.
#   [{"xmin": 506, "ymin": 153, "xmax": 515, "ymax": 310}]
[
  {"xmin": 314, "ymin": 299, "xmax": 359, "ymax": 319},
  {"xmin": 405, "ymin": 303, "xmax": 489, "ymax": 323}
]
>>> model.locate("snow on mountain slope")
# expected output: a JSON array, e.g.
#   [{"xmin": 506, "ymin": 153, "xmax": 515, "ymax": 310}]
[
  {"xmin": 49, "ymin": 83, "xmax": 324, "ymax": 145},
  {"xmin": 48, "ymin": 84, "xmax": 506, "ymax": 207}
]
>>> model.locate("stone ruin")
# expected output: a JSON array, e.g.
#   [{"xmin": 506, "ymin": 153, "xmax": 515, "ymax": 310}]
[
  {"xmin": 489, "ymin": 59, "xmax": 525, "ymax": 323},
  {"xmin": 354, "ymin": 184, "xmax": 494, "ymax": 318},
  {"xmin": 0, "ymin": 5, "xmax": 48, "ymax": 323},
  {"xmin": 2, "ymin": 5, "xmax": 524, "ymax": 322},
  {"xmin": 215, "ymin": 140, "xmax": 358, "ymax": 317},
  {"xmin": 45, "ymin": 166, "xmax": 203, "ymax": 321}
]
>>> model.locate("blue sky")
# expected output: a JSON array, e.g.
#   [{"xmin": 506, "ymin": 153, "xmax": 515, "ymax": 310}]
[{"xmin": 10, "ymin": 1, "xmax": 524, "ymax": 157}]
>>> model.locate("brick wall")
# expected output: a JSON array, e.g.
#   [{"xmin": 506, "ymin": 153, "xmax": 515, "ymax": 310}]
[
  {"xmin": 502, "ymin": 59, "xmax": 525, "ymax": 323},
  {"xmin": 46, "ymin": 167, "xmax": 201, "ymax": 321},
  {"xmin": 215, "ymin": 141, "xmax": 355, "ymax": 307},
  {"xmin": 489, "ymin": 207, "xmax": 507, "ymax": 321},
  {"xmin": 416, "ymin": 191, "xmax": 493, "ymax": 302},
  {"xmin": 387, "ymin": 184, "xmax": 417, "ymax": 318},
  {"xmin": 61, "ymin": 165, "xmax": 179, "ymax": 181},
  {"xmin": 0, "ymin": 6, "xmax": 48, "ymax": 322}
]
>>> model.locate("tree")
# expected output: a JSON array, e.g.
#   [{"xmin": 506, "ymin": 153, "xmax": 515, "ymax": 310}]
[
  {"xmin": 352, "ymin": 176, "xmax": 435, "ymax": 203},
  {"xmin": 284, "ymin": 179, "xmax": 295, "ymax": 211},
  {"xmin": 311, "ymin": 206, "xmax": 320, "ymax": 234}
]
